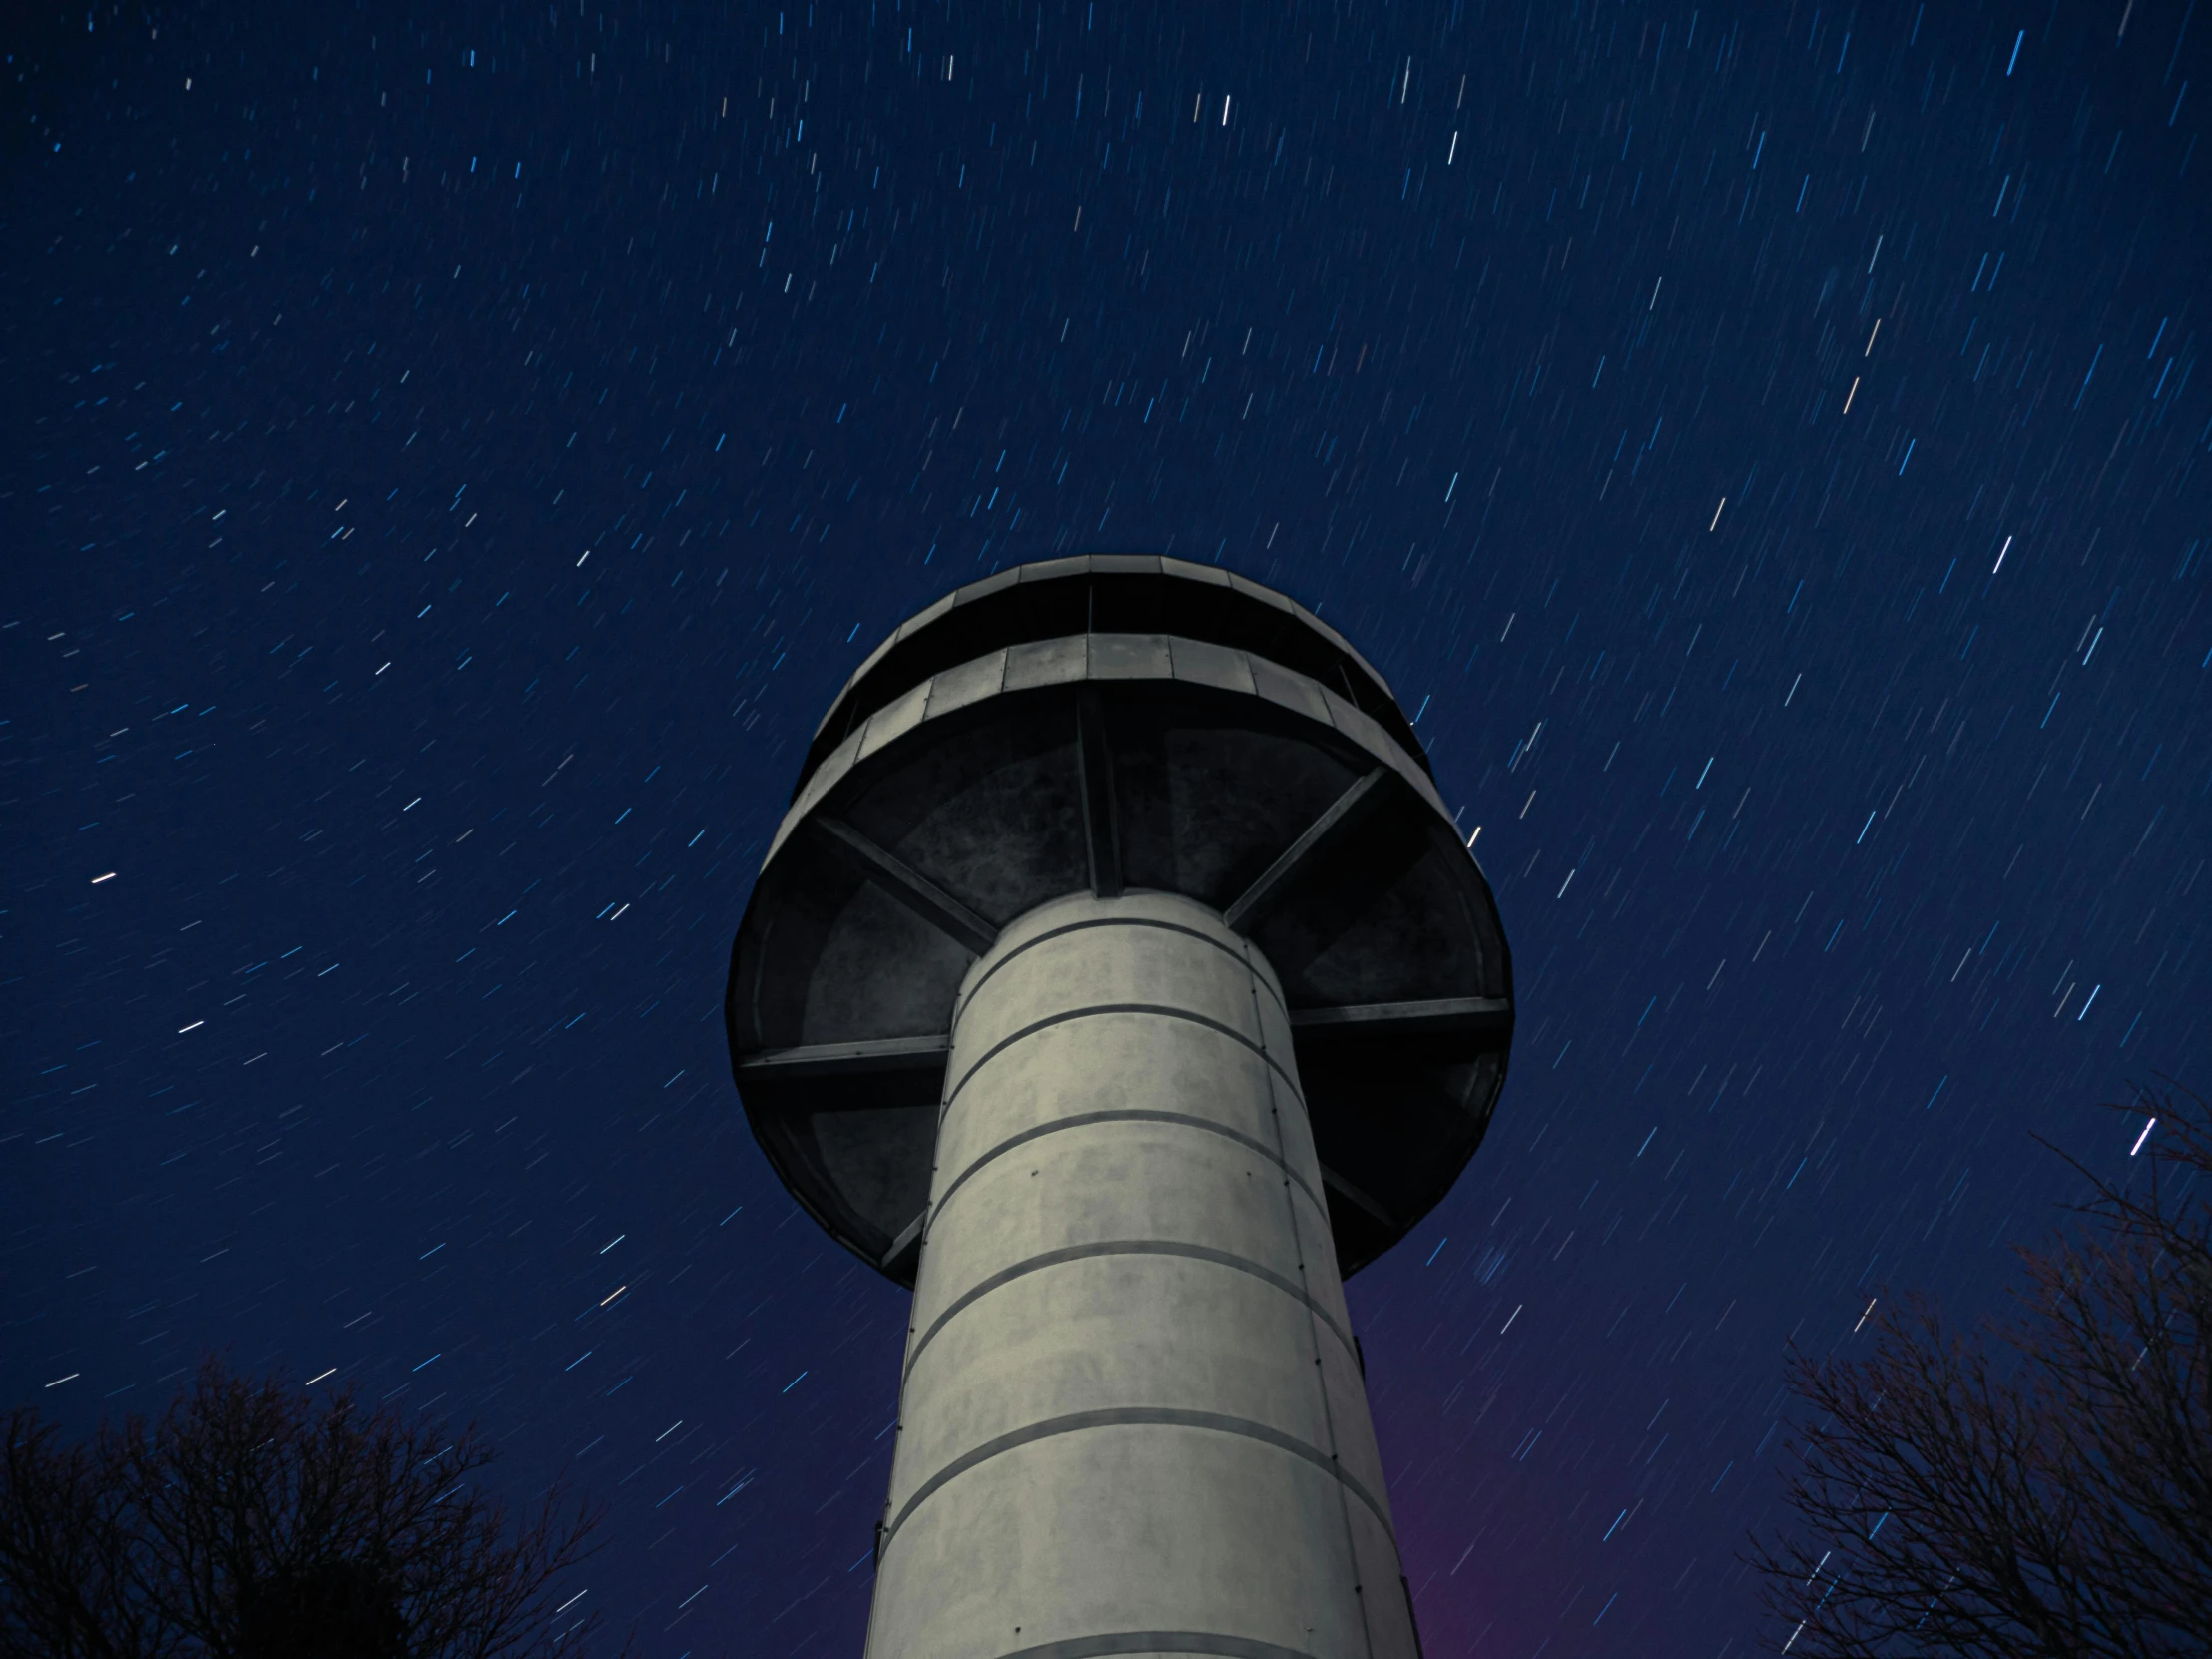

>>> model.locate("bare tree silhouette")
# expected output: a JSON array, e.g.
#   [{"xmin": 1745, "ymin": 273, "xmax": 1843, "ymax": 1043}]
[
  {"xmin": 0, "ymin": 1359, "xmax": 625, "ymax": 1659},
  {"xmin": 1752, "ymin": 1082, "xmax": 2211, "ymax": 1657}
]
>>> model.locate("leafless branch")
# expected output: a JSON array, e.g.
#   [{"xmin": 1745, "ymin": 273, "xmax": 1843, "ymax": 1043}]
[
  {"xmin": 0, "ymin": 1359, "xmax": 628, "ymax": 1659},
  {"xmin": 1750, "ymin": 1082, "xmax": 2211, "ymax": 1657}
]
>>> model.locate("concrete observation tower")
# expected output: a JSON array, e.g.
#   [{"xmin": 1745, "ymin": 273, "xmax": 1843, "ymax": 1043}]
[{"xmin": 726, "ymin": 556, "xmax": 1513, "ymax": 1659}]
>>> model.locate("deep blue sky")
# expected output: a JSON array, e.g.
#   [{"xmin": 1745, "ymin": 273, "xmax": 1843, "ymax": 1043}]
[{"xmin": 5, "ymin": 1, "xmax": 2207, "ymax": 1654}]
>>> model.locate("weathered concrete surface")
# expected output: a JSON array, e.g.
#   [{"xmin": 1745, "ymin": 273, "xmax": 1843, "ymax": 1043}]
[{"xmin": 865, "ymin": 890, "xmax": 1418, "ymax": 1659}]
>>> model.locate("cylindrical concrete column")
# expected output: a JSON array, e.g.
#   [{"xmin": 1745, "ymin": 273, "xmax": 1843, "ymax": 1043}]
[{"xmin": 866, "ymin": 890, "xmax": 1418, "ymax": 1659}]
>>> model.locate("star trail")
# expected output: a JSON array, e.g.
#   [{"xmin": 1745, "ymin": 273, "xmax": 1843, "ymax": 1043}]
[{"xmin": 5, "ymin": 1, "xmax": 2207, "ymax": 1653}]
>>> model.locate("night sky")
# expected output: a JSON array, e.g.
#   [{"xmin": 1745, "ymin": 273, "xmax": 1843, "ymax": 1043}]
[{"xmin": 6, "ymin": 1, "xmax": 2208, "ymax": 1653}]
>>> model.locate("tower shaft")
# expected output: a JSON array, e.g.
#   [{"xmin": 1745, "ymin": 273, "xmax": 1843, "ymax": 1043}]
[{"xmin": 867, "ymin": 890, "xmax": 1419, "ymax": 1659}]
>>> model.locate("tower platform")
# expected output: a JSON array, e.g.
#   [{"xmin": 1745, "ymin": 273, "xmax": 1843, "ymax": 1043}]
[{"xmin": 727, "ymin": 554, "xmax": 1513, "ymax": 1287}]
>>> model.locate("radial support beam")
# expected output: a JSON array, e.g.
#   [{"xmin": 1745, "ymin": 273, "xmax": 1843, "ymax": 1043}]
[
  {"xmin": 1290, "ymin": 995, "xmax": 1514, "ymax": 1044},
  {"xmin": 879, "ymin": 1209, "xmax": 928, "ymax": 1274},
  {"xmin": 812, "ymin": 818, "xmax": 998, "ymax": 957},
  {"xmin": 1076, "ymin": 686, "xmax": 1124, "ymax": 898},
  {"xmin": 1223, "ymin": 767, "xmax": 1391, "ymax": 934},
  {"xmin": 732, "ymin": 1033, "xmax": 952, "ymax": 1084},
  {"xmin": 1319, "ymin": 1165, "xmax": 1395, "ymax": 1230}
]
